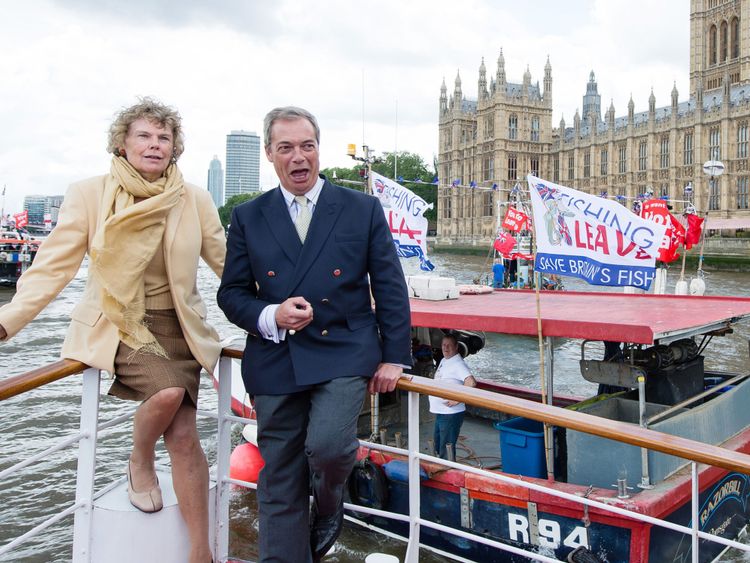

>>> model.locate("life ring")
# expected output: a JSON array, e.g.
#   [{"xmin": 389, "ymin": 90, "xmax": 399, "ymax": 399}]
[{"xmin": 347, "ymin": 458, "xmax": 388, "ymax": 510}]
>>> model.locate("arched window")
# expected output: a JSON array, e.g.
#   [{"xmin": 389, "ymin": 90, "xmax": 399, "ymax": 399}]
[
  {"xmin": 531, "ymin": 116, "xmax": 540, "ymax": 141},
  {"xmin": 709, "ymin": 25, "xmax": 717, "ymax": 65},
  {"xmin": 720, "ymin": 20, "xmax": 728, "ymax": 62},
  {"xmin": 508, "ymin": 114, "xmax": 518, "ymax": 140},
  {"xmin": 732, "ymin": 17, "xmax": 740, "ymax": 59}
]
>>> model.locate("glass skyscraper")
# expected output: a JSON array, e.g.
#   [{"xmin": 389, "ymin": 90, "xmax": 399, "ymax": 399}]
[
  {"xmin": 225, "ymin": 130, "xmax": 260, "ymax": 200},
  {"xmin": 207, "ymin": 155, "xmax": 224, "ymax": 207}
]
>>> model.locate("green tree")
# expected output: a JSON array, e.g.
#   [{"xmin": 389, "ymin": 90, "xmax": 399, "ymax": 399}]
[
  {"xmin": 218, "ymin": 192, "xmax": 263, "ymax": 227},
  {"xmin": 373, "ymin": 152, "xmax": 437, "ymax": 222},
  {"xmin": 319, "ymin": 166, "xmax": 367, "ymax": 192},
  {"xmin": 322, "ymin": 151, "xmax": 438, "ymax": 221}
]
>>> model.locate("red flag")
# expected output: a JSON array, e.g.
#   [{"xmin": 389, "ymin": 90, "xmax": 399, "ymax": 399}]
[
  {"xmin": 660, "ymin": 214, "xmax": 685, "ymax": 263},
  {"xmin": 13, "ymin": 210, "xmax": 28, "ymax": 228},
  {"xmin": 501, "ymin": 207, "xmax": 529, "ymax": 232},
  {"xmin": 493, "ymin": 232, "xmax": 517, "ymax": 257},
  {"xmin": 685, "ymin": 214, "xmax": 704, "ymax": 249},
  {"xmin": 641, "ymin": 199, "xmax": 670, "ymax": 224},
  {"xmin": 509, "ymin": 252, "xmax": 534, "ymax": 261}
]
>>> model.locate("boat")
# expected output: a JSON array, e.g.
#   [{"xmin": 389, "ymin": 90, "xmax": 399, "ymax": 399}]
[
  {"xmin": 6, "ymin": 290, "xmax": 750, "ymax": 562},
  {"xmin": 223, "ymin": 290, "xmax": 750, "ymax": 562},
  {"xmin": 0, "ymin": 229, "xmax": 39, "ymax": 285}
]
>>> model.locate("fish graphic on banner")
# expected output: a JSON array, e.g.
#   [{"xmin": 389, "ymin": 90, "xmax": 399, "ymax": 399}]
[
  {"xmin": 527, "ymin": 175, "xmax": 667, "ymax": 290},
  {"xmin": 371, "ymin": 171, "xmax": 435, "ymax": 271}
]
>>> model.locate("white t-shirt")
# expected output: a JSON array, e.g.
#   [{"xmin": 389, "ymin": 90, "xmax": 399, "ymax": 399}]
[{"xmin": 429, "ymin": 354, "xmax": 472, "ymax": 414}]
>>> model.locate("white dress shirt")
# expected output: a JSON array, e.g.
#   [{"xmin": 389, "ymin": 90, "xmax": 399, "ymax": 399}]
[{"xmin": 257, "ymin": 177, "xmax": 325, "ymax": 342}]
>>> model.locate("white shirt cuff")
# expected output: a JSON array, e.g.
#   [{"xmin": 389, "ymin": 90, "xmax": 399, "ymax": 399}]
[{"xmin": 258, "ymin": 304, "xmax": 287, "ymax": 343}]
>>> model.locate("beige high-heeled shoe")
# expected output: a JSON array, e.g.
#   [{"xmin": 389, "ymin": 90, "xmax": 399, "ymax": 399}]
[{"xmin": 126, "ymin": 461, "xmax": 163, "ymax": 513}]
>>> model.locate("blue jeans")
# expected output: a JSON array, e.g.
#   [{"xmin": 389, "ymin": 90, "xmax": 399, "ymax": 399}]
[{"xmin": 433, "ymin": 412, "xmax": 465, "ymax": 459}]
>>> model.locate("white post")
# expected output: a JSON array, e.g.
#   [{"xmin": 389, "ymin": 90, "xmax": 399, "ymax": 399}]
[
  {"xmin": 72, "ymin": 368, "xmax": 101, "ymax": 563},
  {"xmin": 691, "ymin": 462, "xmax": 699, "ymax": 563},
  {"xmin": 213, "ymin": 356, "xmax": 234, "ymax": 561},
  {"xmin": 403, "ymin": 390, "xmax": 421, "ymax": 563}
]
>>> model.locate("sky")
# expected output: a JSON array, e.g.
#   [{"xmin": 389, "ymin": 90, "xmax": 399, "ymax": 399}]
[{"xmin": 0, "ymin": 0, "xmax": 689, "ymax": 213}]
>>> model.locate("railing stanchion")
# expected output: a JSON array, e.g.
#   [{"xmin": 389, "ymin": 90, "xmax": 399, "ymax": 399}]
[
  {"xmin": 691, "ymin": 461, "xmax": 699, "ymax": 563},
  {"xmin": 214, "ymin": 356, "xmax": 234, "ymax": 562},
  {"xmin": 404, "ymin": 390, "xmax": 421, "ymax": 563},
  {"xmin": 72, "ymin": 368, "xmax": 101, "ymax": 563}
]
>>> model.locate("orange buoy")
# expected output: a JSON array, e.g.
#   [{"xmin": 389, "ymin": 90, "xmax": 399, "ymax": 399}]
[{"xmin": 230, "ymin": 442, "xmax": 265, "ymax": 483}]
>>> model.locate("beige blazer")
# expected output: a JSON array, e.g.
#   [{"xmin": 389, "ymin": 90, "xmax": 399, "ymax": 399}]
[{"xmin": 0, "ymin": 175, "xmax": 226, "ymax": 375}]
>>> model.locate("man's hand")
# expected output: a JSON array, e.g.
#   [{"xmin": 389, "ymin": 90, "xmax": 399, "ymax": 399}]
[
  {"xmin": 368, "ymin": 363, "xmax": 408, "ymax": 394},
  {"xmin": 275, "ymin": 297, "xmax": 313, "ymax": 332}
]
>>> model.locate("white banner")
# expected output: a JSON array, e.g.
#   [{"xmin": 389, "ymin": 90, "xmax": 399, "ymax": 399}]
[
  {"xmin": 527, "ymin": 175, "xmax": 667, "ymax": 289},
  {"xmin": 371, "ymin": 171, "xmax": 434, "ymax": 271}
]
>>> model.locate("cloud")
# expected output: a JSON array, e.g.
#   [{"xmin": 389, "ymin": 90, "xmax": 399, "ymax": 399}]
[
  {"xmin": 50, "ymin": 0, "xmax": 282, "ymax": 36},
  {"xmin": 0, "ymin": 0, "xmax": 691, "ymax": 212}
]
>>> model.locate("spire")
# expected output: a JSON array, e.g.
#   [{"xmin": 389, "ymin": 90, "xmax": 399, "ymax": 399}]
[
  {"xmin": 648, "ymin": 88, "xmax": 656, "ymax": 114},
  {"xmin": 440, "ymin": 77, "xmax": 447, "ymax": 114},
  {"xmin": 543, "ymin": 55, "xmax": 552, "ymax": 99},
  {"xmin": 628, "ymin": 94, "xmax": 635, "ymax": 123},
  {"xmin": 560, "ymin": 114, "xmax": 566, "ymax": 130},
  {"xmin": 582, "ymin": 69, "xmax": 602, "ymax": 124},
  {"xmin": 607, "ymin": 99, "xmax": 615, "ymax": 128},
  {"xmin": 671, "ymin": 82, "xmax": 679, "ymax": 108},
  {"xmin": 496, "ymin": 48, "xmax": 506, "ymax": 86},
  {"xmin": 522, "ymin": 65, "xmax": 531, "ymax": 97},
  {"xmin": 453, "ymin": 70, "xmax": 462, "ymax": 104},
  {"xmin": 478, "ymin": 57, "xmax": 488, "ymax": 99},
  {"xmin": 523, "ymin": 65, "xmax": 532, "ymax": 85}
]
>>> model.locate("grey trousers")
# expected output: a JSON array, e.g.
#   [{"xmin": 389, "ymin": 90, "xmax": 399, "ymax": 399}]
[{"xmin": 253, "ymin": 376, "xmax": 368, "ymax": 563}]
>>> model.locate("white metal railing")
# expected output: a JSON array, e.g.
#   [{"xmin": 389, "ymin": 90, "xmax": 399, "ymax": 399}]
[
  {"xmin": 4, "ymin": 355, "xmax": 750, "ymax": 562},
  {"xmin": 212, "ymin": 363, "xmax": 750, "ymax": 562}
]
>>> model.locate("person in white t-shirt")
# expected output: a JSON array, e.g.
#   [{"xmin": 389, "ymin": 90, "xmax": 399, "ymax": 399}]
[{"xmin": 429, "ymin": 334, "xmax": 477, "ymax": 458}]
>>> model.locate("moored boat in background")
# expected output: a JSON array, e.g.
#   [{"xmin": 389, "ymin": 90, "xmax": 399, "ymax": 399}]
[{"xmin": 0, "ymin": 230, "xmax": 39, "ymax": 285}]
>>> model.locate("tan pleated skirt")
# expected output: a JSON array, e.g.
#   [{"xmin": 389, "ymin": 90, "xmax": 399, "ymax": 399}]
[{"xmin": 108, "ymin": 309, "xmax": 201, "ymax": 407}]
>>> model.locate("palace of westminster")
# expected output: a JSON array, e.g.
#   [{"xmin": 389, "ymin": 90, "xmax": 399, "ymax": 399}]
[{"xmin": 436, "ymin": 0, "xmax": 750, "ymax": 246}]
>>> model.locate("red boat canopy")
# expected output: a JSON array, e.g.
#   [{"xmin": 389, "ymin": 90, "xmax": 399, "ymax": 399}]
[{"xmin": 409, "ymin": 290, "xmax": 750, "ymax": 344}]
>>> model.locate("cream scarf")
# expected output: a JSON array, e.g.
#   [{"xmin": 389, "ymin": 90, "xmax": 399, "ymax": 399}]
[{"xmin": 90, "ymin": 156, "xmax": 184, "ymax": 357}]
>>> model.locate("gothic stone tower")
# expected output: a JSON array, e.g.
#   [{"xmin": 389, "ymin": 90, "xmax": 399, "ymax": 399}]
[{"xmin": 690, "ymin": 0, "xmax": 749, "ymax": 93}]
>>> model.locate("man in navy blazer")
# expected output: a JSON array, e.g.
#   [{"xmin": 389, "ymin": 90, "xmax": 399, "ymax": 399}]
[{"xmin": 217, "ymin": 106, "xmax": 412, "ymax": 562}]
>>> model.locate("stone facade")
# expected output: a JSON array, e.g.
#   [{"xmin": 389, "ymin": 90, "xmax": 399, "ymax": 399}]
[{"xmin": 437, "ymin": 0, "xmax": 750, "ymax": 246}]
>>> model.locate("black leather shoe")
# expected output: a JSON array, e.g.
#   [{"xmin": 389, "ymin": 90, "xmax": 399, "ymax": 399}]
[{"xmin": 310, "ymin": 498, "xmax": 344, "ymax": 562}]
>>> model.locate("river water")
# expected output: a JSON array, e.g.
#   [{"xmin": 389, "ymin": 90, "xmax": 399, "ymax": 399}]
[{"xmin": 1, "ymin": 254, "xmax": 750, "ymax": 562}]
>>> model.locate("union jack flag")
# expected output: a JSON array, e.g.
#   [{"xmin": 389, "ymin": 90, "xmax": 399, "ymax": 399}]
[
  {"xmin": 557, "ymin": 213, "xmax": 572, "ymax": 245},
  {"xmin": 534, "ymin": 181, "xmax": 558, "ymax": 202}
]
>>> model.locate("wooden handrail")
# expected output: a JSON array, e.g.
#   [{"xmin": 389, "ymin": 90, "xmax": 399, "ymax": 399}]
[
  {"xmin": 400, "ymin": 375, "xmax": 750, "ymax": 475},
  {"xmin": 221, "ymin": 344, "xmax": 244, "ymax": 360},
  {"xmin": 0, "ymin": 359, "xmax": 88, "ymax": 401},
  {"xmin": 4, "ymin": 348, "xmax": 750, "ymax": 476}
]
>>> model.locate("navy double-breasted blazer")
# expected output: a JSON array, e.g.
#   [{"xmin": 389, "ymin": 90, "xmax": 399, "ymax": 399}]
[{"xmin": 217, "ymin": 178, "xmax": 412, "ymax": 395}]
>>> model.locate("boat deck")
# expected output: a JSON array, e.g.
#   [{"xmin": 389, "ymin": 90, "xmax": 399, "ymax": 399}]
[
  {"xmin": 410, "ymin": 290, "xmax": 750, "ymax": 344},
  {"xmin": 371, "ymin": 393, "xmax": 507, "ymax": 470}
]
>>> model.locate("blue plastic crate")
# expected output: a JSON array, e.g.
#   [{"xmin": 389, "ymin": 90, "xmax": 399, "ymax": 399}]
[{"xmin": 494, "ymin": 417, "xmax": 546, "ymax": 478}]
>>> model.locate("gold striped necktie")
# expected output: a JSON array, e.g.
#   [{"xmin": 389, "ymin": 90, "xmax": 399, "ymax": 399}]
[{"xmin": 294, "ymin": 195, "xmax": 311, "ymax": 243}]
